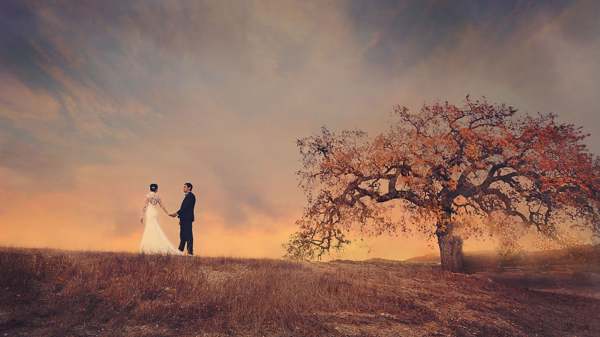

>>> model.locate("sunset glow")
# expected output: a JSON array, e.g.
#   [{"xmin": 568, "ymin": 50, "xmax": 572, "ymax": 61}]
[{"xmin": 1, "ymin": 1, "xmax": 599, "ymax": 259}]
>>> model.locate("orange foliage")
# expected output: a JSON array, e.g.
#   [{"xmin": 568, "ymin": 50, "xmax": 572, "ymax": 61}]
[{"xmin": 287, "ymin": 95, "xmax": 600, "ymax": 260}]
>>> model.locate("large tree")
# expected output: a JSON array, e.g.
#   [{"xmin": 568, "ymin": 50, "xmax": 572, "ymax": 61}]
[{"xmin": 285, "ymin": 96, "xmax": 600, "ymax": 272}]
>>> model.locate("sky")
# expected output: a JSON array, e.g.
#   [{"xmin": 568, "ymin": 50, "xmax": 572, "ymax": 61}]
[{"xmin": 1, "ymin": 0, "xmax": 599, "ymax": 259}]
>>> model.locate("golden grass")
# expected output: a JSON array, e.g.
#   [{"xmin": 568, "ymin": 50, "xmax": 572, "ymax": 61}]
[{"xmin": 1, "ymin": 247, "xmax": 599, "ymax": 337}]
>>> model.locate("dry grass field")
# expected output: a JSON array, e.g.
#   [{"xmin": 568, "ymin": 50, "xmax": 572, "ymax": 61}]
[{"xmin": 1, "ymin": 246, "xmax": 599, "ymax": 337}]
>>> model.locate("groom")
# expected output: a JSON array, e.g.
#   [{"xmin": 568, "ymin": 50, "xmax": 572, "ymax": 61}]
[{"xmin": 170, "ymin": 182, "xmax": 196, "ymax": 255}]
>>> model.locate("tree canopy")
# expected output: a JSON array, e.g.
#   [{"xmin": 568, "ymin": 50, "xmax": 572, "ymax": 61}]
[{"xmin": 286, "ymin": 96, "xmax": 600, "ymax": 270}]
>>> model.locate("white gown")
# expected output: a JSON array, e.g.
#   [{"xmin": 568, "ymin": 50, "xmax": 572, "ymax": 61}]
[{"xmin": 139, "ymin": 192, "xmax": 182, "ymax": 255}]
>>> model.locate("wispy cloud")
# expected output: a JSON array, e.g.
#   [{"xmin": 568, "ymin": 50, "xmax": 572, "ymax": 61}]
[{"xmin": 1, "ymin": 0, "xmax": 598, "ymax": 258}]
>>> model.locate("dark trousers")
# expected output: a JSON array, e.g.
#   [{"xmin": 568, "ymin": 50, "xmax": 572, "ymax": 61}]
[{"xmin": 178, "ymin": 220, "xmax": 193, "ymax": 255}]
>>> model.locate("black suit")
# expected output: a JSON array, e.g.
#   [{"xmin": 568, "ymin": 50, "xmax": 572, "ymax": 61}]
[{"xmin": 176, "ymin": 192, "xmax": 196, "ymax": 254}]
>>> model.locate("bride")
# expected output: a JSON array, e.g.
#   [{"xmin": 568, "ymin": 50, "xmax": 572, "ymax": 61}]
[{"xmin": 139, "ymin": 183, "xmax": 182, "ymax": 254}]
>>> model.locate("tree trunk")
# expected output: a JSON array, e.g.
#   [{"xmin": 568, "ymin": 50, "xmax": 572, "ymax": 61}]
[{"xmin": 436, "ymin": 216, "xmax": 464, "ymax": 273}]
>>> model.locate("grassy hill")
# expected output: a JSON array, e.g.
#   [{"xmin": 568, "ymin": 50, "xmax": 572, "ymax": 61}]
[
  {"xmin": 405, "ymin": 244, "xmax": 600, "ymax": 270},
  {"xmin": 1, "ymin": 247, "xmax": 599, "ymax": 337}
]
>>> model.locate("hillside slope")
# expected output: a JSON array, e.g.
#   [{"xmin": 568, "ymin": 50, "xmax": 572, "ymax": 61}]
[{"xmin": 1, "ymin": 248, "xmax": 599, "ymax": 337}]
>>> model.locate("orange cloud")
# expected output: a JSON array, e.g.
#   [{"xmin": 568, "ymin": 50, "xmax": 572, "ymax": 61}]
[{"xmin": 1, "ymin": 1, "xmax": 599, "ymax": 258}]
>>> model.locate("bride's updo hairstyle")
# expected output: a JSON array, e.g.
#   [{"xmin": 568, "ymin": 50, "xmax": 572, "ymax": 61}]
[{"xmin": 150, "ymin": 183, "xmax": 158, "ymax": 192}]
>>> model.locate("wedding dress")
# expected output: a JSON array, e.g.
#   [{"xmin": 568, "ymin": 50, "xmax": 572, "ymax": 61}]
[{"xmin": 139, "ymin": 192, "xmax": 181, "ymax": 254}]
